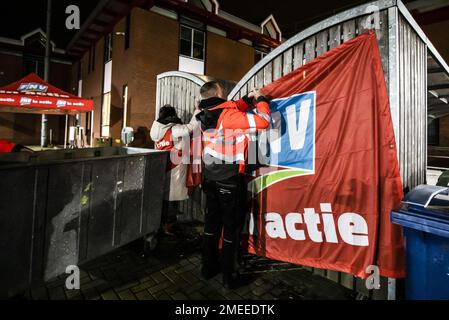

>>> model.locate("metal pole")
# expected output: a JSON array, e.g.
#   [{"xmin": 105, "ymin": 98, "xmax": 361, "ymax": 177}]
[
  {"xmin": 90, "ymin": 111, "xmax": 94, "ymax": 147},
  {"xmin": 64, "ymin": 114, "xmax": 68, "ymax": 149},
  {"xmin": 41, "ymin": 0, "xmax": 52, "ymax": 147}
]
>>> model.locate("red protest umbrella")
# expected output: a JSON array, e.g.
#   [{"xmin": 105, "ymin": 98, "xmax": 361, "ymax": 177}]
[{"xmin": 0, "ymin": 73, "xmax": 93, "ymax": 115}]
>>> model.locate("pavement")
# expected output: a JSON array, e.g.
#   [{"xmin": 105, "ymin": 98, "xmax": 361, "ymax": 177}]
[{"xmin": 25, "ymin": 222, "xmax": 354, "ymax": 300}]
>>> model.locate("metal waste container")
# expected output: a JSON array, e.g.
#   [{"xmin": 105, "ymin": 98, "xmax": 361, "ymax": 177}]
[
  {"xmin": 391, "ymin": 185, "xmax": 449, "ymax": 300},
  {"xmin": 0, "ymin": 147, "xmax": 167, "ymax": 298}
]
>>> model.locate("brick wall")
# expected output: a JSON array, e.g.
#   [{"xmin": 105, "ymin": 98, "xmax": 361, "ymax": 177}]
[
  {"xmin": 205, "ymin": 32, "xmax": 254, "ymax": 82},
  {"xmin": 126, "ymin": 9, "xmax": 179, "ymax": 130},
  {"xmin": 79, "ymin": 8, "xmax": 259, "ymax": 142},
  {"xmin": 81, "ymin": 8, "xmax": 179, "ymax": 141}
]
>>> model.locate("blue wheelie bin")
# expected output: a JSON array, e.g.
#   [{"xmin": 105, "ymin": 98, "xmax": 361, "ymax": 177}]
[{"xmin": 391, "ymin": 184, "xmax": 449, "ymax": 300}]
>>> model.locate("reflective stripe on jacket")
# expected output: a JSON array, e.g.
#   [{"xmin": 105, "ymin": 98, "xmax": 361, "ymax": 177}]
[{"xmin": 202, "ymin": 98, "xmax": 271, "ymax": 173}]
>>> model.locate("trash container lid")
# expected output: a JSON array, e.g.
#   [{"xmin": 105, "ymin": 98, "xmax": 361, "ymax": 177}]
[
  {"xmin": 403, "ymin": 184, "xmax": 449, "ymax": 208},
  {"xmin": 392, "ymin": 185, "xmax": 449, "ymax": 238}
]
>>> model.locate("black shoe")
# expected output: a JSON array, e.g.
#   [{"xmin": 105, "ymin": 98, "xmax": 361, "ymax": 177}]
[
  {"xmin": 222, "ymin": 272, "xmax": 248, "ymax": 290},
  {"xmin": 201, "ymin": 265, "xmax": 220, "ymax": 280}
]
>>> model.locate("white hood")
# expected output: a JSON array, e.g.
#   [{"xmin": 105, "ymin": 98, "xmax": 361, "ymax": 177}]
[{"xmin": 150, "ymin": 121, "xmax": 173, "ymax": 141}]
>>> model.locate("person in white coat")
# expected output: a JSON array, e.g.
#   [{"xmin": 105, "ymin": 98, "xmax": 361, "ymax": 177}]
[{"xmin": 150, "ymin": 104, "xmax": 199, "ymax": 235}]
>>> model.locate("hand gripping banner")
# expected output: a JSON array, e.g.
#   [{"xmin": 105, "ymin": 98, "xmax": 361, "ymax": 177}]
[{"xmin": 247, "ymin": 31, "xmax": 405, "ymax": 278}]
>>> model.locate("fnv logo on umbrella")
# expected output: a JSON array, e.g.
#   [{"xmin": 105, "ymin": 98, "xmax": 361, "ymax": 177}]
[
  {"xmin": 20, "ymin": 97, "xmax": 32, "ymax": 106},
  {"xmin": 18, "ymin": 82, "xmax": 48, "ymax": 93},
  {"xmin": 251, "ymin": 91, "xmax": 316, "ymax": 193}
]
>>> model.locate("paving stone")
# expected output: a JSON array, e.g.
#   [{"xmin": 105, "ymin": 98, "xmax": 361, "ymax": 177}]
[
  {"xmin": 82, "ymin": 288, "xmax": 100, "ymax": 300},
  {"xmin": 252, "ymin": 286, "xmax": 268, "ymax": 297},
  {"xmin": 165, "ymin": 279, "xmax": 192, "ymax": 295},
  {"xmin": 68, "ymin": 294, "xmax": 84, "ymax": 300},
  {"xmin": 152, "ymin": 291, "xmax": 171, "ymax": 300},
  {"xmin": 65, "ymin": 289, "xmax": 82, "ymax": 299},
  {"xmin": 131, "ymin": 279, "xmax": 157, "ymax": 293},
  {"xmin": 79, "ymin": 270, "xmax": 89, "ymax": 278},
  {"xmin": 183, "ymin": 281, "xmax": 206, "ymax": 294},
  {"xmin": 180, "ymin": 272, "xmax": 200, "ymax": 285},
  {"xmin": 30, "ymin": 286, "xmax": 49, "ymax": 300},
  {"xmin": 204, "ymin": 291, "xmax": 226, "ymax": 300},
  {"xmin": 137, "ymin": 275, "xmax": 154, "ymax": 283},
  {"xmin": 187, "ymin": 291, "xmax": 207, "ymax": 300},
  {"xmin": 135, "ymin": 290, "xmax": 154, "ymax": 300},
  {"xmin": 48, "ymin": 287, "xmax": 66, "ymax": 300},
  {"xmin": 223, "ymin": 292, "xmax": 243, "ymax": 300},
  {"xmin": 188, "ymin": 256, "xmax": 200, "ymax": 264},
  {"xmin": 161, "ymin": 264, "xmax": 181, "ymax": 273},
  {"xmin": 80, "ymin": 276, "xmax": 93, "ymax": 286},
  {"xmin": 179, "ymin": 259, "xmax": 191, "ymax": 266},
  {"xmin": 113, "ymin": 280, "xmax": 140, "ymax": 292},
  {"xmin": 80, "ymin": 278, "xmax": 106, "ymax": 291},
  {"xmin": 175, "ymin": 264, "xmax": 196, "ymax": 274},
  {"xmin": 161, "ymin": 270, "xmax": 179, "ymax": 283},
  {"xmin": 201, "ymin": 286, "xmax": 226, "ymax": 300},
  {"xmin": 254, "ymin": 277, "xmax": 265, "ymax": 286},
  {"xmin": 94, "ymin": 282, "xmax": 114, "ymax": 293},
  {"xmin": 171, "ymin": 291, "xmax": 189, "ymax": 300},
  {"xmin": 261, "ymin": 293, "xmax": 276, "ymax": 300},
  {"xmin": 241, "ymin": 292, "xmax": 257, "ymax": 300},
  {"xmin": 101, "ymin": 289, "xmax": 119, "ymax": 300},
  {"xmin": 150, "ymin": 271, "xmax": 169, "ymax": 284},
  {"xmin": 147, "ymin": 281, "xmax": 171, "ymax": 295},
  {"xmin": 234, "ymin": 284, "xmax": 253, "ymax": 296},
  {"xmin": 117, "ymin": 289, "xmax": 137, "ymax": 300},
  {"xmin": 46, "ymin": 278, "xmax": 67, "ymax": 289}
]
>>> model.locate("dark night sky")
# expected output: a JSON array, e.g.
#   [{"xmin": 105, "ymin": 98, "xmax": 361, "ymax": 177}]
[
  {"xmin": 1, "ymin": 0, "xmax": 416, "ymax": 49},
  {"xmin": 1, "ymin": 0, "xmax": 97, "ymax": 48},
  {"xmin": 220, "ymin": 0, "xmax": 372, "ymax": 38}
]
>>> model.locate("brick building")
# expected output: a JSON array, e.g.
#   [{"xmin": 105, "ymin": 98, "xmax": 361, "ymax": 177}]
[{"xmin": 67, "ymin": 0, "xmax": 281, "ymax": 145}]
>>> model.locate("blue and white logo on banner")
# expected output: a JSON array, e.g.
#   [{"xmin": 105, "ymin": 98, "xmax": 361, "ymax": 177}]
[
  {"xmin": 268, "ymin": 91, "xmax": 316, "ymax": 171},
  {"xmin": 251, "ymin": 91, "xmax": 316, "ymax": 194}
]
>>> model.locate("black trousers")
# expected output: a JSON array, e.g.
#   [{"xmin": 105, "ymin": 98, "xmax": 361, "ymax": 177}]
[
  {"xmin": 161, "ymin": 200, "xmax": 179, "ymax": 225},
  {"xmin": 202, "ymin": 175, "xmax": 247, "ymax": 274}
]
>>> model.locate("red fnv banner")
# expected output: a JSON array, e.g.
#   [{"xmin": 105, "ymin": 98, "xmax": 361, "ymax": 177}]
[{"xmin": 247, "ymin": 31, "xmax": 406, "ymax": 278}]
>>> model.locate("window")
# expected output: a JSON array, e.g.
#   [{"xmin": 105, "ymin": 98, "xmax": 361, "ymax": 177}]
[
  {"xmin": 88, "ymin": 45, "xmax": 95, "ymax": 73},
  {"xmin": 255, "ymin": 50, "xmax": 267, "ymax": 64},
  {"xmin": 101, "ymin": 92, "xmax": 111, "ymax": 137},
  {"xmin": 180, "ymin": 25, "xmax": 205, "ymax": 60},
  {"xmin": 125, "ymin": 14, "xmax": 131, "ymax": 50},
  {"xmin": 104, "ymin": 33, "xmax": 113, "ymax": 62},
  {"xmin": 428, "ymin": 118, "xmax": 439, "ymax": 146}
]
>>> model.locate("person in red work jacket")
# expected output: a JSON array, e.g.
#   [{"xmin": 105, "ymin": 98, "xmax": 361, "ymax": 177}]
[{"xmin": 196, "ymin": 81, "xmax": 271, "ymax": 289}]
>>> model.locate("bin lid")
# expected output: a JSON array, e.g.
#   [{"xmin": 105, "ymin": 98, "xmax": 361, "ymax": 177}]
[
  {"xmin": 403, "ymin": 184, "xmax": 449, "ymax": 209},
  {"xmin": 392, "ymin": 185, "xmax": 449, "ymax": 238}
]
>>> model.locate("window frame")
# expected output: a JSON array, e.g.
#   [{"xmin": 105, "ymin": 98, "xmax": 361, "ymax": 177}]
[
  {"xmin": 179, "ymin": 24, "xmax": 205, "ymax": 61},
  {"xmin": 104, "ymin": 33, "xmax": 113, "ymax": 63},
  {"xmin": 428, "ymin": 118, "xmax": 440, "ymax": 146}
]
